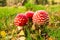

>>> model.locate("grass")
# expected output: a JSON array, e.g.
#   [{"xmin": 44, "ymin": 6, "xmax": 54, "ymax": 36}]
[{"xmin": 0, "ymin": 5, "xmax": 60, "ymax": 40}]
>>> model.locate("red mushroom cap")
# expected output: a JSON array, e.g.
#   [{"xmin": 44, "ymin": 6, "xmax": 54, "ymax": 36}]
[
  {"xmin": 14, "ymin": 14, "xmax": 28, "ymax": 26},
  {"xmin": 32, "ymin": 10, "xmax": 49, "ymax": 25},
  {"xmin": 26, "ymin": 11, "xmax": 34, "ymax": 19}
]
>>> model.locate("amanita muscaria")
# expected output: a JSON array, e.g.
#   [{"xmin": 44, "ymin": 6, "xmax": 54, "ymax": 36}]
[
  {"xmin": 14, "ymin": 14, "xmax": 28, "ymax": 26},
  {"xmin": 14, "ymin": 13, "xmax": 28, "ymax": 30},
  {"xmin": 32, "ymin": 10, "xmax": 49, "ymax": 26},
  {"xmin": 14, "ymin": 14, "xmax": 28, "ymax": 40},
  {"xmin": 32, "ymin": 10, "xmax": 49, "ymax": 39},
  {"xmin": 25, "ymin": 11, "xmax": 34, "ymax": 19},
  {"xmin": 14, "ymin": 14, "xmax": 28, "ymax": 30}
]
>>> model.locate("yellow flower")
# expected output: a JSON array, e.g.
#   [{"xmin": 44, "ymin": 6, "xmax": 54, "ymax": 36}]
[{"xmin": 1, "ymin": 31, "xmax": 6, "ymax": 37}]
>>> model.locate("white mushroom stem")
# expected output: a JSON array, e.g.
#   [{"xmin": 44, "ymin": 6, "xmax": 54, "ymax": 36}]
[{"xmin": 17, "ymin": 26, "xmax": 23, "ymax": 31}]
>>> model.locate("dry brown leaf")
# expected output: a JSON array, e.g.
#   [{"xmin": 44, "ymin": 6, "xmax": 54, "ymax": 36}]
[
  {"xmin": 48, "ymin": 37, "xmax": 54, "ymax": 40},
  {"xmin": 19, "ymin": 30, "xmax": 25, "ymax": 35},
  {"xmin": 11, "ymin": 38, "xmax": 16, "ymax": 40}
]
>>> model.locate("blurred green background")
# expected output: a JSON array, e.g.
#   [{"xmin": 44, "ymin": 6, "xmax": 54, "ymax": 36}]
[{"xmin": 0, "ymin": 0, "xmax": 60, "ymax": 40}]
